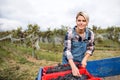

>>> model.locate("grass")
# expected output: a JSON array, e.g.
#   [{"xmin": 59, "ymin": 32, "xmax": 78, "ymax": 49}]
[
  {"xmin": 0, "ymin": 41, "xmax": 60, "ymax": 80},
  {"xmin": 37, "ymin": 50, "xmax": 62, "ymax": 62},
  {"xmin": 89, "ymin": 50, "xmax": 120, "ymax": 61},
  {"xmin": 0, "ymin": 48, "xmax": 9, "ymax": 63},
  {"xmin": 40, "ymin": 42, "xmax": 63, "ymax": 53},
  {"xmin": 95, "ymin": 39, "xmax": 120, "ymax": 48}
]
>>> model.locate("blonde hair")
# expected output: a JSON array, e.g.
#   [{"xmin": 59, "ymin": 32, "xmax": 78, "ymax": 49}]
[{"xmin": 76, "ymin": 11, "xmax": 89, "ymax": 24}]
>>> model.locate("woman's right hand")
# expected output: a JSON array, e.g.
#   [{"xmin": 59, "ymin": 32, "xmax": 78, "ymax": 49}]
[
  {"xmin": 68, "ymin": 59, "xmax": 81, "ymax": 76},
  {"xmin": 71, "ymin": 64, "xmax": 81, "ymax": 76}
]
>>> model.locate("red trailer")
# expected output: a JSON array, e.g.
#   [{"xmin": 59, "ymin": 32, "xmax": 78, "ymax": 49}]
[{"xmin": 36, "ymin": 56, "xmax": 120, "ymax": 80}]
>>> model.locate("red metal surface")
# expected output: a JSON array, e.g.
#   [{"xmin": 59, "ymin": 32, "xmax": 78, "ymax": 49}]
[{"xmin": 41, "ymin": 64, "xmax": 102, "ymax": 80}]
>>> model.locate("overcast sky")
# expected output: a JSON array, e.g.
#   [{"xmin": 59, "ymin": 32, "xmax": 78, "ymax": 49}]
[{"xmin": 0, "ymin": 0, "xmax": 120, "ymax": 31}]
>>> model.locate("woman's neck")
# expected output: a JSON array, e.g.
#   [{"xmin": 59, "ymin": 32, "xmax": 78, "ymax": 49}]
[
  {"xmin": 76, "ymin": 28, "xmax": 85, "ymax": 34},
  {"xmin": 76, "ymin": 28, "xmax": 86, "ymax": 40}
]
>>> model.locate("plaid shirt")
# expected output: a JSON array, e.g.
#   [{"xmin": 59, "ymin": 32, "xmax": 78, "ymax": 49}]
[{"xmin": 63, "ymin": 27, "xmax": 95, "ymax": 59}]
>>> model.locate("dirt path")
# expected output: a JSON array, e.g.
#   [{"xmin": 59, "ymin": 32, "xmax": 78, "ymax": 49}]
[{"xmin": 103, "ymin": 75, "xmax": 120, "ymax": 80}]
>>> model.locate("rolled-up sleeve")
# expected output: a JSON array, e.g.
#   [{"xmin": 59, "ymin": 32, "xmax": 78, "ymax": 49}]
[
  {"xmin": 63, "ymin": 28, "xmax": 73, "ymax": 59},
  {"xmin": 86, "ymin": 31, "xmax": 95, "ymax": 55}
]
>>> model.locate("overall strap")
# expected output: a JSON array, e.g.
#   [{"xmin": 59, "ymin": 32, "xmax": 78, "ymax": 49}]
[
  {"xmin": 85, "ymin": 28, "xmax": 91, "ymax": 41},
  {"xmin": 72, "ymin": 27, "xmax": 76, "ymax": 36}
]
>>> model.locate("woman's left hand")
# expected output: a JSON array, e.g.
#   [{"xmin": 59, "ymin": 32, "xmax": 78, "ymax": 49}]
[{"xmin": 81, "ymin": 53, "xmax": 90, "ymax": 67}]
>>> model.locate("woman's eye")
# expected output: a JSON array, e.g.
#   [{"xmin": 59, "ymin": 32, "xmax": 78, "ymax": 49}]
[
  {"xmin": 77, "ymin": 20, "xmax": 86, "ymax": 22},
  {"xmin": 82, "ymin": 20, "xmax": 86, "ymax": 22},
  {"xmin": 77, "ymin": 20, "xmax": 81, "ymax": 22}
]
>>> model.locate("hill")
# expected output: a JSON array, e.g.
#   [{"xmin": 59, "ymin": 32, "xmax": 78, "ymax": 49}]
[
  {"xmin": 0, "ymin": 40, "xmax": 120, "ymax": 80},
  {"xmin": 0, "ymin": 42, "xmax": 59, "ymax": 80}
]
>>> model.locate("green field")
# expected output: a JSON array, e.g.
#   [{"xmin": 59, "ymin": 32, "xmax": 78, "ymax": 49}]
[{"xmin": 0, "ymin": 39, "xmax": 120, "ymax": 80}]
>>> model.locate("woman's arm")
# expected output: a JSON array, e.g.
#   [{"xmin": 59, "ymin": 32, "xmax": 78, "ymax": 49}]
[
  {"xmin": 63, "ymin": 28, "xmax": 73, "ymax": 60},
  {"xmin": 81, "ymin": 53, "xmax": 90, "ymax": 67},
  {"xmin": 86, "ymin": 30, "xmax": 95, "ymax": 55},
  {"xmin": 82, "ymin": 30, "xmax": 95, "ymax": 67},
  {"xmin": 63, "ymin": 28, "xmax": 81, "ymax": 76},
  {"xmin": 69, "ymin": 59, "xmax": 81, "ymax": 76}
]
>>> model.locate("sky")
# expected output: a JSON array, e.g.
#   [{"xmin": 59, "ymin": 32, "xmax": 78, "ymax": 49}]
[{"xmin": 0, "ymin": 0, "xmax": 120, "ymax": 31}]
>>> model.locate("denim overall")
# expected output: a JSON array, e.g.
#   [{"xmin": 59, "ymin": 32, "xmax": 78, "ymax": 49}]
[{"xmin": 62, "ymin": 28, "xmax": 89, "ymax": 64}]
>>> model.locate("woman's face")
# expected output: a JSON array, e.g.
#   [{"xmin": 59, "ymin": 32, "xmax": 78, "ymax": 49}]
[{"xmin": 76, "ymin": 15, "xmax": 87, "ymax": 30}]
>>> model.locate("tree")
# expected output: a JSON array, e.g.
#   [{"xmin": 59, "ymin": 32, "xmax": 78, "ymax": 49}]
[{"xmin": 92, "ymin": 25, "xmax": 97, "ymax": 33}]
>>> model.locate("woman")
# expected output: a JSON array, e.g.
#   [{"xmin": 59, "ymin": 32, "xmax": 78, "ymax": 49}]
[{"xmin": 62, "ymin": 11, "xmax": 95, "ymax": 76}]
